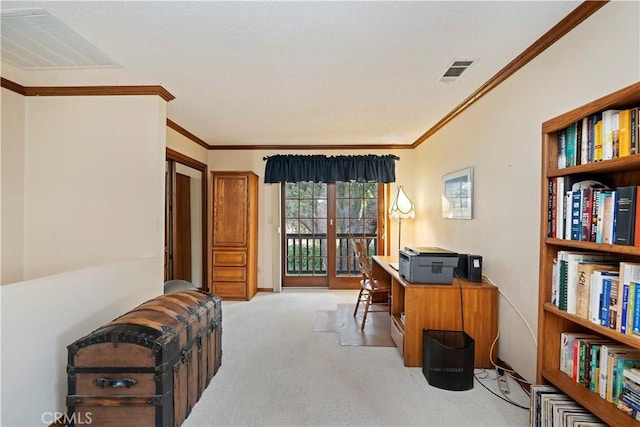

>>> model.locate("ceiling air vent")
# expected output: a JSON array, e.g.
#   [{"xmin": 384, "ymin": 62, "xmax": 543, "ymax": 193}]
[
  {"xmin": 1, "ymin": 8, "xmax": 118, "ymax": 69},
  {"xmin": 439, "ymin": 60, "xmax": 474, "ymax": 83}
]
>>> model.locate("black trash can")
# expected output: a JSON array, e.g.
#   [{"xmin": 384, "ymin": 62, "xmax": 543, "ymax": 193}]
[{"xmin": 422, "ymin": 329, "xmax": 475, "ymax": 391}]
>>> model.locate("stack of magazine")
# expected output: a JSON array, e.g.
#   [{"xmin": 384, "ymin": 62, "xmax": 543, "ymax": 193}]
[{"xmin": 531, "ymin": 385, "xmax": 605, "ymax": 426}]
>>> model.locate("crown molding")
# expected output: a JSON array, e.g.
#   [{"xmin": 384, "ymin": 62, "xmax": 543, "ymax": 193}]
[
  {"xmin": 167, "ymin": 119, "xmax": 211, "ymax": 149},
  {"xmin": 0, "ymin": 77, "xmax": 27, "ymax": 95},
  {"xmin": 207, "ymin": 143, "xmax": 414, "ymax": 151},
  {"xmin": 0, "ymin": 78, "xmax": 174, "ymax": 101}
]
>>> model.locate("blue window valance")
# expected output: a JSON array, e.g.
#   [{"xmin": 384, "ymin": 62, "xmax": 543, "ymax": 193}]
[{"xmin": 263, "ymin": 154, "xmax": 398, "ymax": 183}]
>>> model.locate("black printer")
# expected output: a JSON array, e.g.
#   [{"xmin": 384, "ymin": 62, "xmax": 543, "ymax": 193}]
[{"xmin": 398, "ymin": 246, "xmax": 459, "ymax": 284}]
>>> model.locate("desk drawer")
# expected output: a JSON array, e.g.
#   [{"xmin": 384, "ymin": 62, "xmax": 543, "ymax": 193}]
[{"xmin": 390, "ymin": 318, "xmax": 404, "ymax": 356}]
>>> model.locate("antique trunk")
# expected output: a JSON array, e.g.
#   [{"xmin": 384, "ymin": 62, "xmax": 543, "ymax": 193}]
[{"xmin": 66, "ymin": 290, "xmax": 222, "ymax": 427}]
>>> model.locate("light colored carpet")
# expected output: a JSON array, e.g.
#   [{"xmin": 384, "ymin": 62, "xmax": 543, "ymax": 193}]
[
  {"xmin": 183, "ymin": 290, "xmax": 530, "ymax": 427},
  {"xmin": 312, "ymin": 303, "xmax": 395, "ymax": 347}
]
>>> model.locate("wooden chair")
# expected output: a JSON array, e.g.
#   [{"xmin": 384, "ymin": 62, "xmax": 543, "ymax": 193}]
[{"xmin": 352, "ymin": 238, "xmax": 391, "ymax": 331}]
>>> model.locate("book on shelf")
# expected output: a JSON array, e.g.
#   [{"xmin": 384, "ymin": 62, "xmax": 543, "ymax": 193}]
[
  {"xmin": 594, "ymin": 118, "xmax": 604, "ymax": 162},
  {"xmin": 619, "ymin": 263, "xmax": 640, "ymax": 334},
  {"xmin": 580, "ymin": 118, "xmax": 589, "ymax": 166},
  {"xmin": 629, "ymin": 281, "xmax": 639, "ymax": 336},
  {"xmin": 614, "ymin": 186, "xmax": 637, "ymax": 246},
  {"xmin": 581, "ymin": 187, "xmax": 595, "ymax": 241},
  {"xmin": 624, "ymin": 367, "xmax": 640, "ymax": 385},
  {"xmin": 531, "ymin": 385, "xmax": 561, "ymax": 427},
  {"xmin": 566, "ymin": 122, "xmax": 578, "ymax": 167},
  {"xmin": 558, "ymin": 129, "xmax": 567, "ymax": 169},
  {"xmin": 590, "ymin": 270, "xmax": 620, "ymax": 325},
  {"xmin": 635, "ymin": 185, "xmax": 640, "ymax": 247},
  {"xmin": 556, "ymin": 177, "xmax": 565, "ymax": 239},
  {"xmin": 599, "ymin": 344, "xmax": 636, "ymax": 399},
  {"xmin": 633, "ymin": 282, "xmax": 640, "ymax": 336},
  {"xmin": 601, "ymin": 191, "xmax": 616, "ymax": 244},
  {"xmin": 589, "ymin": 341, "xmax": 616, "ymax": 393},
  {"xmin": 600, "ymin": 277, "xmax": 614, "ymax": 327},
  {"xmin": 602, "ymin": 109, "xmax": 621, "ymax": 161},
  {"xmin": 558, "ymin": 250, "xmax": 617, "ymax": 316},
  {"xmin": 618, "ymin": 371, "xmax": 640, "ymax": 421},
  {"xmin": 548, "ymin": 178, "xmax": 555, "ymax": 238},
  {"xmin": 612, "ymin": 353, "xmax": 640, "ymax": 404},
  {"xmin": 575, "ymin": 262, "xmax": 618, "ymax": 320},
  {"xmin": 571, "ymin": 190, "xmax": 583, "ymax": 241},
  {"xmin": 553, "ymin": 400, "xmax": 585, "ymax": 427},
  {"xmin": 564, "ymin": 180, "xmax": 608, "ymax": 241},
  {"xmin": 560, "ymin": 332, "xmax": 599, "ymax": 378},
  {"xmin": 631, "ymin": 108, "xmax": 638, "ymax": 155},
  {"xmin": 576, "ymin": 337, "xmax": 610, "ymax": 387},
  {"xmin": 587, "ymin": 114, "xmax": 599, "ymax": 163},
  {"xmin": 617, "ymin": 398, "xmax": 640, "ymax": 422},
  {"xmin": 619, "ymin": 109, "xmax": 632, "ymax": 158},
  {"xmin": 607, "ymin": 277, "xmax": 620, "ymax": 330},
  {"xmin": 552, "ymin": 258, "xmax": 559, "ymax": 306},
  {"xmin": 594, "ymin": 190, "xmax": 613, "ymax": 243}
]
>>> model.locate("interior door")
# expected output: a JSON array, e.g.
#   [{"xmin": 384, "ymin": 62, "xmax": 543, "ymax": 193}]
[
  {"xmin": 165, "ymin": 149, "xmax": 207, "ymax": 289},
  {"xmin": 174, "ymin": 173, "xmax": 192, "ymax": 282}
]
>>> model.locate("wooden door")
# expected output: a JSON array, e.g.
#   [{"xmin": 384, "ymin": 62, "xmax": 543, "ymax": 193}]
[
  {"xmin": 212, "ymin": 174, "xmax": 249, "ymax": 247},
  {"xmin": 174, "ymin": 173, "xmax": 192, "ymax": 281}
]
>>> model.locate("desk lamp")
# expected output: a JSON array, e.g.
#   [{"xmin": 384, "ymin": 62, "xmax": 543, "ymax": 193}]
[{"xmin": 389, "ymin": 186, "xmax": 415, "ymax": 251}]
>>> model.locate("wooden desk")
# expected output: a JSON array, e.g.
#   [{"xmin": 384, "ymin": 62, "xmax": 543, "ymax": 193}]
[{"xmin": 372, "ymin": 256, "xmax": 498, "ymax": 368}]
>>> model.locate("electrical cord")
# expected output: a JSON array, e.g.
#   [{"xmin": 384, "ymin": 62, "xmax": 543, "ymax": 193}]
[
  {"xmin": 454, "ymin": 273, "xmax": 465, "ymax": 333},
  {"xmin": 474, "ymin": 369, "xmax": 530, "ymax": 410},
  {"xmin": 483, "ymin": 272, "xmax": 538, "ymax": 347}
]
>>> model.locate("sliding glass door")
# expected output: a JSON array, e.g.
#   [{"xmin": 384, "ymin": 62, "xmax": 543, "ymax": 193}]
[{"xmin": 281, "ymin": 181, "xmax": 383, "ymax": 289}]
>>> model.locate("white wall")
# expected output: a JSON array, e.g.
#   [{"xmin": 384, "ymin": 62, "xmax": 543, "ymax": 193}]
[
  {"xmin": 23, "ymin": 96, "xmax": 166, "ymax": 279},
  {"xmin": 0, "ymin": 92, "xmax": 167, "ymax": 426},
  {"xmin": 411, "ymin": 1, "xmax": 640, "ymax": 382},
  {"xmin": 1, "ymin": 89, "xmax": 26, "ymax": 284},
  {"xmin": 1, "ymin": 258, "xmax": 160, "ymax": 426}
]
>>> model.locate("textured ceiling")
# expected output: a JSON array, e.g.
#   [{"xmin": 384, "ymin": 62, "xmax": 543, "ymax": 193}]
[{"xmin": 0, "ymin": 1, "xmax": 581, "ymax": 147}]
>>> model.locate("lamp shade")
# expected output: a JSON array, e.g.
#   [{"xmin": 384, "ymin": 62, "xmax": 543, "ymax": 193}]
[{"xmin": 389, "ymin": 186, "xmax": 415, "ymax": 220}]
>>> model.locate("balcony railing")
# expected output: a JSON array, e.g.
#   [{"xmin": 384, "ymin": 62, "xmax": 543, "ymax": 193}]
[{"xmin": 285, "ymin": 233, "xmax": 377, "ymax": 275}]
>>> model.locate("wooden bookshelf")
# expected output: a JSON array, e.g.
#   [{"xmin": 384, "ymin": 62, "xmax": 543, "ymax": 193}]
[{"xmin": 537, "ymin": 82, "xmax": 640, "ymax": 427}]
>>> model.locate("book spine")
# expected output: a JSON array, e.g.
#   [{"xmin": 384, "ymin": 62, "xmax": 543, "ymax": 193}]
[
  {"xmin": 624, "ymin": 369, "xmax": 640, "ymax": 387},
  {"xmin": 591, "ymin": 188, "xmax": 603, "ymax": 242},
  {"xmin": 581, "ymin": 188, "xmax": 593, "ymax": 241},
  {"xmin": 559, "ymin": 256, "xmax": 568, "ymax": 311},
  {"xmin": 614, "ymin": 186, "xmax": 637, "ymax": 246},
  {"xmin": 558, "ymin": 129, "xmax": 567, "ymax": 169},
  {"xmin": 635, "ymin": 185, "xmax": 640, "ymax": 247},
  {"xmin": 547, "ymin": 178, "xmax": 557, "ymax": 237},
  {"xmin": 634, "ymin": 283, "xmax": 640, "ymax": 336},
  {"xmin": 620, "ymin": 109, "xmax": 632, "ymax": 157},
  {"xmin": 609, "ymin": 278, "xmax": 620, "ymax": 330},
  {"xmin": 590, "ymin": 344, "xmax": 601, "ymax": 392},
  {"xmin": 601, "ymin": 278, "xmax": 612, "ymax": 327},
  {"xmin": 628, "ymin": 281, "xmax": 637, "ymax": 335},
  {"xmin": 602, "ymin": 191, "xmax": 616, "ymax": 244},
  {"xmin": 576, "ymin": 119, "xmax": 583, "ymax": 165},
  {"xmin": 631, "ymin": 108, "xmax": 638, "ymax": 156},
  {"xmin": 571, "ymin": 191, "xmax": 582, "ymax": 241},
  {"xmin": 587, "ymin": 114, "xmax": 597, "ymax": 163},
  {"xmin": 594, "ymin": 119, "xmax": 604, "ymax": 162},
  {"xmin": 566, "ymin": 123, "xmax": 576, "ymax": 167},
  {"xmin": 622, "ymin": 282, "xmax": 630, "ymax": 334}
]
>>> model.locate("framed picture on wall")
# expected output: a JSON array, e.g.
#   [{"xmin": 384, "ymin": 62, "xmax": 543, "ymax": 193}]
[{"xmin": 442, "ymin": 167, "xmax": 473, "ymax": 219}]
